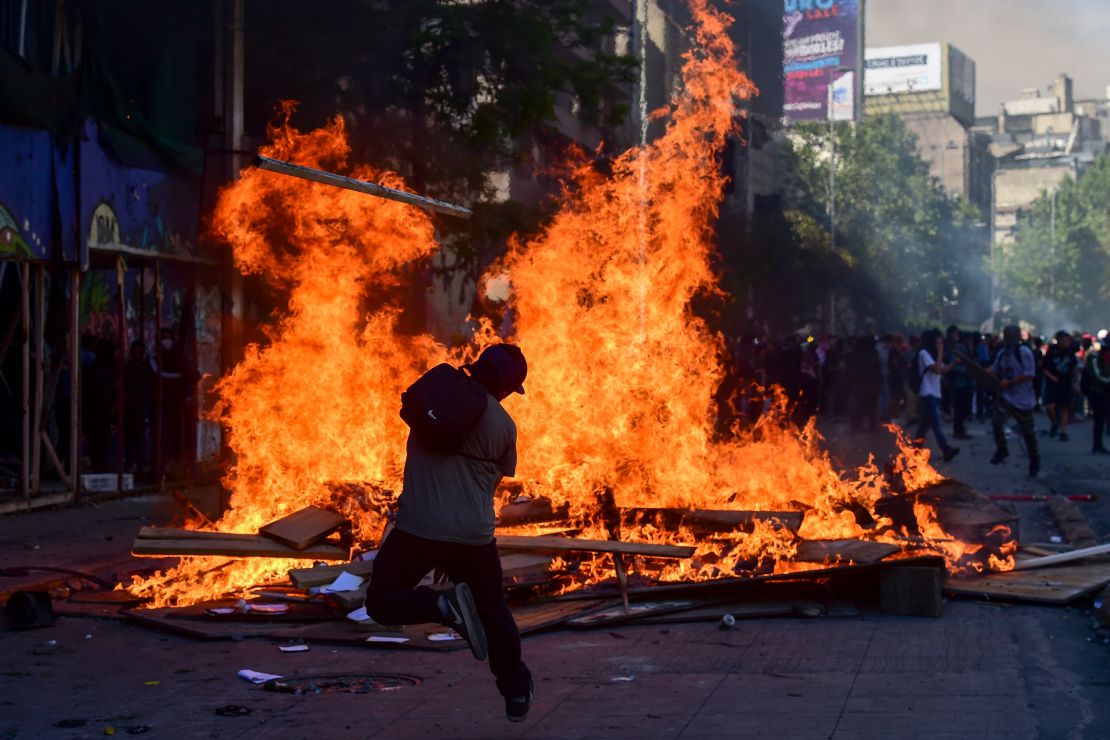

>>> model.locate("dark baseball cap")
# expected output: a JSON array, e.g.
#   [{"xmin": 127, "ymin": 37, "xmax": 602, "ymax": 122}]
[{"xmin": 472, "ymin": 343, "xmax": 527, "ymax": 395}]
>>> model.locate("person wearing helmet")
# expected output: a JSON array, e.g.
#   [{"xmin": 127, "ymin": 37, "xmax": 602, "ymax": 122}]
[{"xmin": 366, "ymin": 343, "xmax": 534, "ymax": 722}]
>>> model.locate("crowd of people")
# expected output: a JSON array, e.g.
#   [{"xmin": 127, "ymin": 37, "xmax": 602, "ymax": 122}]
[{"xmin": 718, "ymin": 325, "xmax": 1110, "ymax": 477}]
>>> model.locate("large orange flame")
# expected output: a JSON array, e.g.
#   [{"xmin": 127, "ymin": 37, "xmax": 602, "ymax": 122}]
[{"xmin": 129, "ymin": 2, "xmax": 1008, "ymax": 607}]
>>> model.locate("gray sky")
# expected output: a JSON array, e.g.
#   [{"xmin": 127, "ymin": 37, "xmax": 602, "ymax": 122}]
[{"xmin": 866, "ymin": 0, "xmax": 1110, "ymax": 116}]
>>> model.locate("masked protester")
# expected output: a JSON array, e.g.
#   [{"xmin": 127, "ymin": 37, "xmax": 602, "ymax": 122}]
[
  {"xmin": 1043, "ymin": 331, "xmax": 1080, "ymax": 441},
  {"xmin": 365, "ymin": 344, "xmax": 534, "ymax": 722},
  {"xmin": 989, "ymin": 325, "xmax": 1041, "ymax": 477},
  {"xmin": 1081, "ymin": 345, "xmax": 1110, "ymax": 455}
]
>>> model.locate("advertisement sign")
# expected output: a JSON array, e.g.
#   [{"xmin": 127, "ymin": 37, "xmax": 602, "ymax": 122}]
[
  {"xmin": 783, "ymin": 0, "xmax": 862, "ymax": 123},
  {"xmin": 864, "ymin": 43, "xmax": 943, "ymax": 97}
]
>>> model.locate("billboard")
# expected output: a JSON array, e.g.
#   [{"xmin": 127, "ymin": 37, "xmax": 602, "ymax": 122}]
[
  {"xmin": 864, "ymin": 43, "xmax": 943, "ymax": 97},
  {"xmin": 783, "ymin": 0, "xmax": 863, "ymax": 123}
]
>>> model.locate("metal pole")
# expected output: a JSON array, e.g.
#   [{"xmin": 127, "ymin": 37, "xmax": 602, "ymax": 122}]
[
  {"xmin": 30, "ymin": 264, "xmax": 45, "ymax": 497},
  {"xmin": 154, "ymin": 259, "xmax": 163, "ymax": 482},
  {"xmin": 70, "ymin": 270, "xmax": 80, "ymax": 501},
  {"xmin": 115, "ymin": 256, "xmax": 126, "ymax": 490},
  {"xmin": 253, "ymin": 156, "xmax": 473, "ymax": 219},
  {"xmin": 827, "ymin": 82, "xmax": 836, "ymax": 334},
  {"xmin": 20, "ymin": 263, "xmax": 30, "ymax": 504}
]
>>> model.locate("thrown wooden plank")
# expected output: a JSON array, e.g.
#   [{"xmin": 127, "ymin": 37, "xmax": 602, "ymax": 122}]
[
  {"xmin": 945, "ymin": 563, "xmax": 1110, "ymax": 605},
  {"xmin": 1013, "ymin": 542, "xmax": 1110, "ymax": 571},
  {"xmin": 133, "ymin": 528, "xmax": 348, "ymax": 560},
  {"xmin": 289, "ymin": 560, "xmax": 375, "ymax": 589},
  {"xmin": 794, "ymin": 539, "xmax": 900, "ymax": 565},
  {"xmin": 951, "ymin": 347, "xmax": 1001, "ymax": 393},
  {"xmin": 495, "ymin": 534, "xmax": 694, "ymax": 559},
  {"xmin": 260, "ymin": 505, "xmax": 348, "ymax": 550}
]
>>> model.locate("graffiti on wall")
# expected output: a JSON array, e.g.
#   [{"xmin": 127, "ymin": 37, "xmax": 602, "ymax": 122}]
[{"xmin": 0, "ymin": 203, "xmax": 34, "ymax": 258}]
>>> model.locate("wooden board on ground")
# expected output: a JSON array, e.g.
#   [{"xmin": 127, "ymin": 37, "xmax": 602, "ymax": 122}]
[
  {"xmin": 123, "ymin": 603, "xmax": 316, "ymax": 640},
  {"xmin": 566, "ymin": 599, "xmax": 706, "ymax": 628},
  {"xmin": 132, "ymin": 527, "xmax": 348, "ymax": 560},
  {"xmin": 289, "ymin": 560, "xmax": 376, "ymax": 589},
  {"xmin": 945, "ymin": 563, "xmax": 1110, "ymax": 605},
  {"xmin": 510, "ymin": 598, "xmax": 618, "ymax": 634},
  {"xmin": 496, "ymin": 534, "xmax": 694, "ymax": 559},
  {"xmin": 636, "ymin": 600, "xmax": 825, "ymax": 625},
  {"xmin": 1014, "ymin": 542, "xmax": 1110, "ymax": 571},
  {"xmin": 621, "ymin": 508, "xmax": 804, "ymax": 534},
  {"xmin": 259, "ymin": 506, "xmax": 348, "ymax": 550},
  {"xmin": 269, "ymin": 620, "xmax": 463, "ymax": 651},
  {"xmin": 794, "ymin": 539, "xmax": 900, "ymax": 565}
]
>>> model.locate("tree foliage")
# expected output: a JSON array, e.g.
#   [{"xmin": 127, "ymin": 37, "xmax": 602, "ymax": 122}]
[
  {"xmin": 779, "ymin": 114, "xmax": 987, "ymax": 331},
  {"xmin": 998, "ymin": 154, "xmax": 1110, "ymax": 330}
]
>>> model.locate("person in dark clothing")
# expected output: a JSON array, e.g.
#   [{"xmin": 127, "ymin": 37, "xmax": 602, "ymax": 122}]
[
  {"xmin": 1044, "ymin": 331, "xmax": 1079, "ymax": 442},
  {"xmin": 1082, "ymin": 345, "xmax": 1110, "ymax": 454},
  {"xmin": 150, "ymin": 328, "xmax": 185, "ymax": 474},
  {"xmin": 848, "ymin": 335, "xmax": 881, "ymax": 432},
  {"xmin": 82, "ymin": 338, "xmax": 117, "ymax": 472},
  {"xmin": 888, "ymin": 333, "xmax": 908, "ymax": 420},
  {"xmin": 948, "ymin": 331, "xmax": 974, "ymax": 440},
  {"xmin": 366, "ymin": 344, "xmax": 533, "ymax": 722},
  {"xmin": 124, "ymin": 339, "xmax": 152, "ymax": 473}
]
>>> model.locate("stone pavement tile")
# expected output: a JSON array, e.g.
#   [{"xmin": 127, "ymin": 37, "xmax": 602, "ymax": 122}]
[
  {"xmin": 707, "ymin": 672, "xmax": 854, "ymax": 707},
  {"xmin": 842, "ymin": 694, "xmax": 1030, "ymax": 715},
  {"xmin": 850, "ymin": 669, "xmax": 1026, "ymax": 698},
  {"xmin": 520, "ymin": 710, "xmax": 691, "ymax": 739},
  {"xmin": 831, "ymin": 710, "xmax": 1038, "ymax": 739},
  {"xmin": 678, "ymin": 711, "xmax": 839, "ymax": 738},
  {"xmin": 549, "ymin": 674, "xmax": 722, "ymax": 715},
  {"xmin": 859, "ymin": 616, "xmax": 1020, "ymax": 674}
]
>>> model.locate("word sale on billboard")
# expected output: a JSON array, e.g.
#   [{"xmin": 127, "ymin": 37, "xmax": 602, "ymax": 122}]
[{"xmin": 784, "ymin": 0, "xmax": 841, "ymax": 19}]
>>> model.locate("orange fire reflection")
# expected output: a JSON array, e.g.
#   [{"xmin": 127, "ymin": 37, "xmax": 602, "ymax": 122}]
[{"xmin": 129, "ymin": 1, "xmax": 1009, "ymax": 607}]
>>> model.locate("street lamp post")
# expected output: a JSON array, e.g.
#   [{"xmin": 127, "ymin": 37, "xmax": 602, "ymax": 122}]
[{"xmin": 826, "ymin": 67, "xmax": 852, "ymax": 333}]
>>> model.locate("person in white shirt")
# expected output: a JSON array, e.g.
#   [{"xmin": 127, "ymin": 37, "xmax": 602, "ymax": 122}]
[{"xmin": 914, "ymin": 329, "xmax": 961, "ymax": 462}]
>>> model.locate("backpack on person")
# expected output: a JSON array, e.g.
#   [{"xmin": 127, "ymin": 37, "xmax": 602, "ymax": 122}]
[{"xmin": 400, "ymin": 364, "xmax": 489, "ymax": 454}]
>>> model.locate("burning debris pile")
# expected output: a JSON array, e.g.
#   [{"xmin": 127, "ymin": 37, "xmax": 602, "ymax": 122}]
[{"xmin": 125, "ymin": 0, "xmax": 1015, "ymax": 618}]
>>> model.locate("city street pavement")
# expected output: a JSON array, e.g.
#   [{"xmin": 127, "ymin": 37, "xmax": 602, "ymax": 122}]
[{"xmin": 1, "ymin": 410, "xmax": 1109, "ymax": 739}]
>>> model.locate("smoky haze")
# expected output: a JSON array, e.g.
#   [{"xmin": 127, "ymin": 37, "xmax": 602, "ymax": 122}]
[{"xmin": 867, "ymin": 0, "xmax": 1110, "ymax": 115}]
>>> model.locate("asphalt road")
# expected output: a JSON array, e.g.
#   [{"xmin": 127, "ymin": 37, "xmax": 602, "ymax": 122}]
[{"xmin": 0, "ymin": 411, "xmax": 1107, "ymax": 739}]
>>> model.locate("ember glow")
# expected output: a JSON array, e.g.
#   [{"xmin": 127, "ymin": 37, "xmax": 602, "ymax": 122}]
[{"xmin": 129, "ymin": 1, "xmax": 1011, "ymax": 607}]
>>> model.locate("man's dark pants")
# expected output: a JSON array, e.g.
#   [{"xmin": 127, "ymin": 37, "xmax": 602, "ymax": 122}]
[{"xmin": 366, "ymin": 527, "xmax": 531, "ymax": 699}]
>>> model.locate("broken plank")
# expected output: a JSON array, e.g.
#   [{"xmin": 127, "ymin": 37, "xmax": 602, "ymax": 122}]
[
  {"xmin": 794, "ymin": 539, "xmax": 900, "ymax": 565},
  {"xmin": 288, "ymin": 560, "xmax": 376, "ymax": 589},
  {"xmin": 132, "ymin": 534, "xmax": 348, "ymax": 560},
  {"xmin": 510, "ymin": 598, "xmax": 617, "ymax": 634},
  {"xmin": 621, "ymin": 508, "xmax": 804, "ymax": 533},
  {"xmin": 566, "ymin": 599, "xmax": 705, "ymax": 628},
  {"xmin": 259, "ymin": 505, "xmax": 348, "ymax": 550},
  {"xmin": 495, "ymin": 534, "xmax": 694, "ymax": 559},
  {"xmin": 1014, "ymin": 542, "xmax": 1110, "ymax": 571},
  {"xmin": 945, "ymin": 563, "xmax": 1110, "ymax": 605}
]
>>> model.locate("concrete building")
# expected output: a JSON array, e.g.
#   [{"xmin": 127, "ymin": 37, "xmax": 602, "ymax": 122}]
[
  {"xmin": 976, "ymin": 74, "xmax": 1108, "ymax": 244},
  {"xmin": 863, "ymin": 43, "xmax": 993, "ymax": 217}
]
